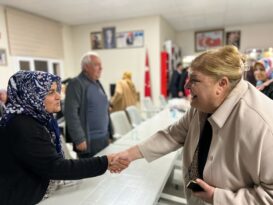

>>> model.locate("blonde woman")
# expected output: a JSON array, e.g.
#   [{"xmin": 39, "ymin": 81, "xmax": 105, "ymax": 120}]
[
  {"xmin": 112, "ymin": 46, "xmax": 273, "ymax": 205},
  {"xmin": 110, "ymin": 71, "xmax": 138, "ymax": 112}
]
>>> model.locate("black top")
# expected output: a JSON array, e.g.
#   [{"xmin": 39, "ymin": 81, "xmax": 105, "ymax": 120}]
[
  {"xmin": 178, "ymin": 69, "xmax": 189, "ymax": 96},
  {"xmin": 198, "ymin": 116, "xmax": 212, "ymax": 179},
  {"xmin": 169, "ymin": 70, "xmax": 181, "ymax": 98},
  {"xmin": 261, "ymin": 81, "xmax": 273, "ymax": 100},
  {"xmin": 0, "ymin": 115, "xmax": 108, "ymax": 205}
]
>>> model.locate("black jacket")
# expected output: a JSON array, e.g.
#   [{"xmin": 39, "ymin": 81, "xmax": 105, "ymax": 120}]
[
  {"xmin": 261, "ymin": 81, "xmax": 273, "ymax": 100},
  {"xmin": 0, "ymin": 115, "xmax": 108, "ymax": 205},
  {"xmin": 178, "ymin": 69, "xmax": 189, "ymax": 96},
  {"xmin": 169, "ymin": 70, "xmax": 181, "ymax": 98}
]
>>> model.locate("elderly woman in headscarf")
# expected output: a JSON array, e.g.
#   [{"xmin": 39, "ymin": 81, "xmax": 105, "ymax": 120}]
[
  {"xmin": 0, "ymin": 71, "xmax": 128, "ymax": 205},
  {"xmin": 253, "ymin": 57, "xmax": 273, "ymax": 99},
  {"xmin": 110, "ymin": 71, "xmax": 139, "ymax": 112}
]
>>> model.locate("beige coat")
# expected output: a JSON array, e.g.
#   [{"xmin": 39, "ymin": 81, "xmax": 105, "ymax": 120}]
[
  {"xmin": 139, "ymin": 80, "xmax": 273, "ymax": 205},
  {"xmin": 111, "ymin": 79, "xmax": 138, "ymax": 112}
]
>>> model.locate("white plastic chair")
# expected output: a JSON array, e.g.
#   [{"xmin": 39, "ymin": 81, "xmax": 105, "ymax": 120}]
[
  {"xmin": 110, "ymin": 110, "xmax": 133, "ymax": 139},
  {"xmin": 125, "ymin": 106, "xmax": 143, "ymax": 127},
  {"xmin": 61, "ymin": 135, "xmax": 77, "ymax": 159},
  {"xmin": 142, "ymin": 97, "xmax": 159, "ymax": 118},
  {"xmin": 159, "ymin": 95, "xmax": 168, "ymax": 109}
]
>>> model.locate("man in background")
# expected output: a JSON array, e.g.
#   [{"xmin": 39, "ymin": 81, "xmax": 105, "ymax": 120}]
[
  {"xmin": 65, "ymin": 52, "xmax": 111, "ymax": 158},
  {"xmin": 178, "ymin": 66, "xmax": 191, "ymax": 99},
  {"xmin": 169, "ymin": 63, "xmax": 183, "ymax": 98}
]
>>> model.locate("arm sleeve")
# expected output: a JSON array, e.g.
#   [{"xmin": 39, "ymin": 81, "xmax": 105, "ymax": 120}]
[
  {"xmin": 138, "ymin": 108, "xmax": 194, "ymax": 162},
  {"xmin": 64, "ymin": 79, "xmax": 86, "ymax": 145},
  {"xmin": 10, "ymin": 117, "xmax": 108, "ymax": 180}
]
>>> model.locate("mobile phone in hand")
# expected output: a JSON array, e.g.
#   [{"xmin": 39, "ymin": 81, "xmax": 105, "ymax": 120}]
[{"xmin": 186, "ymin": 180, "xmax": 204, "ymax": 192}]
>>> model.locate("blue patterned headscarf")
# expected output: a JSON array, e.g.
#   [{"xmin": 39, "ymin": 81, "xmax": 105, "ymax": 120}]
[{"xmin": 0, "ymin": 70, "xmax": 63, "ymax": 154}]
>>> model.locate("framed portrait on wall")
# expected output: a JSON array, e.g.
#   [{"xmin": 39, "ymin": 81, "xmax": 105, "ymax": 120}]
[
  {"xmin": 90, "ymin": 32, "xmax": 103, "ymax": 50},
  {"xmin": 0, "ymin": 48, "xmax": 7, "ymax": 66},
  {"xmin": 226, "ymin": 31, "xmax": 240, "ymax": 49},
  {"xmin": 102, "ymin": 27, "xmax": 116, "ymax": 49},
  {"xmin": 245, "ymin": 48, "xmax": 263, "ymax": 60},
  {"xmin": 195, "ymin": 29, "xmax": 224, "ymax": 52},
  {"xmin": 116, "ymin": 30, "xmax": 144, "ymax": 48}
]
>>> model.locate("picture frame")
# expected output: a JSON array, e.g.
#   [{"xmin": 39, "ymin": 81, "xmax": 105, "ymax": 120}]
[
  {"xmin": 116, "ymin": 30, "xmax": 144, "ymax": 48},
  {"xmin": 226, "ymin": 31, "xmax": 241, "ymax": 49},
  {"xmin": 90, "ymin": 31, "xmax": 103, "ymax": 50},
  {"xmin": 102, "ymin": 27, "xmax": 116, "ymax": 49},
  {"xmin": 0, "ymin": 48, "xmax": 7, "ymax": 66},
  {"xmin": 195, "ymin": 29, "xmax": 224, "ymax": 52},
  {"xmin": 245, "ymin": 48, "xmax": 263, "ymax": 60}
]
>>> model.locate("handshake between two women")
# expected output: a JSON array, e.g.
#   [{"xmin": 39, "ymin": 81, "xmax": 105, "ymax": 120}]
[{"xmin": 106, "ymin": 145, "xmax": 143, "ymax": 173}]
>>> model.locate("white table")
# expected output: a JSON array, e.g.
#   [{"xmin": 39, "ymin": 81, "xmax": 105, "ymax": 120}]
[
  {"xmin": 115, "ymin": 108, "xmax": 183, "ymax": 146},
  {"xmin": 40, "ymin": 144, "xmax": 178, "ymax": 205},
  {"xmin": 40, "ymin": 108, "xmax": 183, "ymax": 205}
]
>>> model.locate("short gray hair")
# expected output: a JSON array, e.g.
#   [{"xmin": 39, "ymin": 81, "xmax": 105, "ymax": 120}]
[{"xmin": 81, "ymin": 51, "xmax": 99, "ymax": 69}]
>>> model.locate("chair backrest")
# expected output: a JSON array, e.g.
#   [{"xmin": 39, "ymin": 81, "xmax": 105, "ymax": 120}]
[
  {"xmin": 159, "ymin": 95, "xmax": 168, "ymax": 109},
  {"xmin": 142, "ymin": 97, "xmax": 155, "ymax": 110},
  {"xmin": 125, "ymin": 106, "xmax": 142, "ymax": 127},
  {"xmin": 110, "ymin": 110, "xmax": 133, "ymax": 138},
  {"xmin": 142, "ymin": 97, "xmax": 158, "ymax": 118},
  {"xmin": 61, "ymin": 135, "xmax": 75, "ymax": 159}
]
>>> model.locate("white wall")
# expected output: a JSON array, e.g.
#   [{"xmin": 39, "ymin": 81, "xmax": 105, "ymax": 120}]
[
  {"xmin": 2, "ymin": 4, "xmax": 273, "ymax": 102},
  {"xmin": 0, "ymin": 8, "xmax": 167, "ymax": 104},
  {"xmin": 176, "ymin": 30, "xmax": 196, "ymax": 56},
  {"xmin": 160, "ymin": 17, "xmax": 176, "ymax": 48},
  {"xmin": 0, "ymin": 6, "xmax": 14, "ymax": 89},
  {"xmin": 0, "ymin": 6, "xmax": 73, "ymax": 88},
  {"xmin": 69, "ymin": 16, "xmax": 162, "ymax": 102},
  {"xmin": 62, "ymin": 25, "xmax": 75, "ymax": 80},
  {"xmin": 230, "ymin": 23, "xmax": 273, "ymax": 50},
  {"xmin": 176, "ymin": 23, "xmax": 273, "ymax": 56}
]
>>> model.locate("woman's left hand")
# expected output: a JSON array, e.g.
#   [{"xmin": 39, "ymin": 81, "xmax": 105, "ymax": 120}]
[{"xmin": 192, "ymin": 178, "xmax": 215, "ymax": 204}]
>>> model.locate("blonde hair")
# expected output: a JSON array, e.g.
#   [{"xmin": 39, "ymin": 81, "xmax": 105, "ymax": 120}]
[
  {"xmin": 190, "ymin": 45, "xmax": 246, "ymax": 88},
  {"xmin": 122, "ymin": 71, "xmax": 132, "ymax": 80}
]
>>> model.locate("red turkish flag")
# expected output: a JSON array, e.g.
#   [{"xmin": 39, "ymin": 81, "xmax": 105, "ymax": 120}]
[{"xmin": 144, "ymin": 50, "xmax": 152, "ymax": 97}]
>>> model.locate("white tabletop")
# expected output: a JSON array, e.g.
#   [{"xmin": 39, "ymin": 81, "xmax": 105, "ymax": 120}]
[
  {"xmin": 40, "ymin": 143, "xmax": 178, "ymax": 205},
  {"xmin": 115, "ymin": 108, "xmax": 183, "ymax": 146}
]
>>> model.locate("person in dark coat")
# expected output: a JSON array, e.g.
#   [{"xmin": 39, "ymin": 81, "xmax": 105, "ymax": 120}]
[
  {"xmin": 169, "ymin": 62, "xmax": 183, "ymax": 98},
  {"xmin": 178, "ymin": 66, "xmax": 191, "ymax": 99},
  {"xmin": 65, "ymin": 52, "xmax": 113, "ymax": 158}
]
